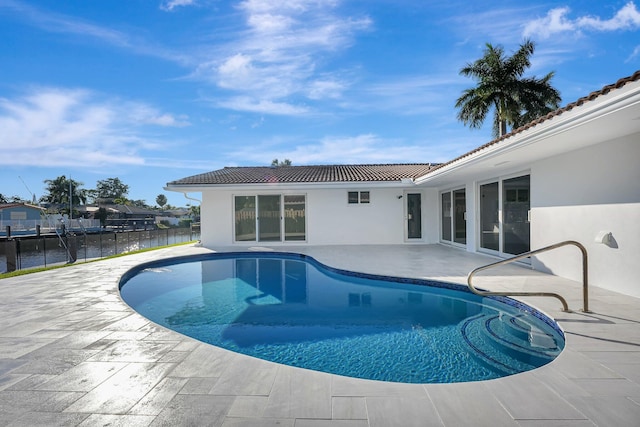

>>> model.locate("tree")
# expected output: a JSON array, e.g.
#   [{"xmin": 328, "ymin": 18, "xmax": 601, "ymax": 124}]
[
  {"xmin": 0, "ymin": 194, "xmax": 24, "ymax": 204},
  {"xmin": 455, "ymin": 39, "xmax": 561, "ymax": 138},
  {"xmin": 188, "ymin": 204, "xmax": 200, "ymax": 221},
  {"xmin": 41, "ymin": 176, "xmax": 86, "ymax": 214},
  {"xmin": 156, "ymin": 194, "xmax": 168, "ymax": 209},
  {"xmin": 95, "ymin": 177, "xmax": 129, "ymax": 201},
  {"xmin": 0, "ymin": 193, "xmax": 29, "ymax": 204},
  {"xmin": 271, "ymin": 158, "xmax": 292, "ymax": 166},
  {"xmin": 130, "ymin": 199, "xmax": 149, "ymax": 208},
  {"xmin": 94, "ymin": 207, "xmax": 108, "ymax": 228}
]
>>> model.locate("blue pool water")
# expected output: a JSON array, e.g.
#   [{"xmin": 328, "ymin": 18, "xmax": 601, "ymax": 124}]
[{"xmin": 119, "ymin": 252, "xmax": 565, "ymax": 383}]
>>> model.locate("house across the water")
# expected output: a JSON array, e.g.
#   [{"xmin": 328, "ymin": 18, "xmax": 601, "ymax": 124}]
[
  {"xmin": 166, "ymin": 71, "xmax": 640, "ymax": 299},
  {"xmin": 0, "ymin": 203, "xmax": 47, "ymax": 236}
]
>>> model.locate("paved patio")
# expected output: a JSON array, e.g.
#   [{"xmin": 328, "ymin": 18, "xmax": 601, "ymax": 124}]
[{"xmin": 0, "ymin": 244, "xmax": 639, "ymax": 426}]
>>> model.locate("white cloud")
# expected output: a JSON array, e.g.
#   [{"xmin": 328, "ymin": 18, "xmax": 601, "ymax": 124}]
[
  {"xmin": 449, "ymin": 7, "xmax": 536, "ymax": 45},
  {"xmin": 524, "ymin": 2, "xmax": 640, "ymax": 39},
  {"xmin": 306, "ymin": 79, "xmax": 345, "ymax": 100},
  {"xmin": 523, "ymin": 7, "xmax": 575, "ymax": 39},
  {"xmin": 191, "ymin": 0, "xmax": 371, "ymax": 115},
  {"xmin": 226, "ymin": 133, "xmax": 431, "ymax": 165},
  {"xmin": 247, "ymin": 13, "xmax": 295, "ymax": 33},
  {"xmin": 126, "ymin": 104, "xmax": 191, "ymax": 127},
  {"xmin": 2, "ymin": 0, "xmax": 189, "ymax": 63},
  {"xmin": 217, "ymin": 96, "xmax": 309, "ymax": 115},
  {"xmin": 144, "ymin": 113, "xmax": 191, "ymax": 127},
  {"xmin": 1, "ymin": 0, "xmax": 130, "ymax": 46},
  {"xmin": 627, "ymin": 45, "xmax": 640, "ymax": 62},
  {"xmin": 0, "ymin": 87, "xmax": 188, "ymax": 167},
  {"xmin": 578, "ymin": 2, "xmax": 640, "ymax": 31},
  {"xmin": 160, "ymin": 0, "xmax": 197, "ymax": 12}
]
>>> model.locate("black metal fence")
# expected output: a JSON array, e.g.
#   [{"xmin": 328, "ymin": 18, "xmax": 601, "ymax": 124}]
[{"xmin": 0, "ymin": 228, "xmax": 200, "ymax": 273}]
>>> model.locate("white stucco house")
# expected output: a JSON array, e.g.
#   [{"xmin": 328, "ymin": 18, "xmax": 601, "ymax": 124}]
[{"xmin": 166, "ymin": 71, "xmax": 640, "ymax": 298}]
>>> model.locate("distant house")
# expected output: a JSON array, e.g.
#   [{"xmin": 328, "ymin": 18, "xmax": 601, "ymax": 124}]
[
  {"xmin": 166, "ymin": 71, "xmax": 640, "ymax": 298},
  {"xmin": 155, "ymin": 208, "xmax": 194, "ymax": 227},
  {"xmin": 78, "ymin": 204, "xmax": 158, "ymax": 230},
  {"xmin": 0, "ymin": 203, "xmax": 46, "ymax": 235}
]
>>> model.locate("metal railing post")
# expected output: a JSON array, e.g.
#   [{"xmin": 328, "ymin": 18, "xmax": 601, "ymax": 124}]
[{"xmin": 467, "ymin": 240, "xmax": 589, "ymax": 313}]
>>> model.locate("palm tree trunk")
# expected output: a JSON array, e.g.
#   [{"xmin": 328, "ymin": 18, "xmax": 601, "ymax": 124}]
[{"xmin": 499, "ymin": 120, "xmax": 508, "ymax": 137}]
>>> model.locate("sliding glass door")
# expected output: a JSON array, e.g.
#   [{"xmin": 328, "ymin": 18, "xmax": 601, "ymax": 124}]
[
  {"xmin": 503, "ymin": 175, "xmax": 530, "ymax": 255},
  {"xmin": 235, "ymin": 194, "xmax": 306, "ymax": 243},
  {"xmin": 441, "ymin": 192, "xmax": 452, "ymax": 241},
  {"xmin": 480, "ymin": 182, "xmax": 499, "ymax": 251},
  {"xmin": 441, "ymin": 189, "xmax": 466, "ymax": 245},
  {"xmin": 284, "ymin": 195, "xmax": 306, "ymax": 241},
  {"xmin": 258, "ymin": 195, "xmax": 281, "ymax": 242},
  {"xmin": 453, "ymin": 189, "xmax": 466, "ymax": 244},
  {"xmin": 479, "ymin": 175, "xmax": 530, "ymax": 255},
  {"xmin": 234, "ymin": 196, "xmax": 256, "ymax": 241}
]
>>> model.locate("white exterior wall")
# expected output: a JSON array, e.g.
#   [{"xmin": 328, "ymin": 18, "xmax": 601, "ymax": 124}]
[
  {"xmin": 421, "ymin": 188, "xmax": 440, "ymax": 244},
  {"xmin": 530, "ymin": 135, "xmax": 640, "ymax": 297},
  {"xmin": 200, "ymin": 190, "xmax": 234, "ymax": 245},
  {"xmin": 308, "ymin": 188, "xmax": 404, "ymax": 245},
  {"xmin": 199, "ymin": 187, "xmax": 439, "ymax": 247}
]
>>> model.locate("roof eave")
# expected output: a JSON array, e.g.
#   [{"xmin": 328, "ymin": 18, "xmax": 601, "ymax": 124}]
[
  {"xmin": 415, "ymin": 77, "xmax": 640, "ymax": 186},
  {"xmin": 165, "ymin": 179, "xmax": 416, "ymax": 193}
]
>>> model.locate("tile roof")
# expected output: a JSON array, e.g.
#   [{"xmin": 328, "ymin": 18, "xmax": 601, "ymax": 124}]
[
  {"xmin": 429, "ymin": 70, "xmax": 640, "ymax": 172},
  {"xmin": 168, "ymin": 164, "xmax": 438, "ymax": 185},
  {"xmin": 0, "ymin": 203, "xmax": 45, "ymax": 210}
]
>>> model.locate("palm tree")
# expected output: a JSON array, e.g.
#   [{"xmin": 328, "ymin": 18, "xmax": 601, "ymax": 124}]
[
  {"xmin": 41, "ymin": 175, "xmax": 86, "ymax": 215},
  {"xmin": 455, "ymin": 39, "xmax": 561, "ymax": 138},
  {"xmin": 271, "ymin": 158, "xmax": 292, "ymax": 167}
]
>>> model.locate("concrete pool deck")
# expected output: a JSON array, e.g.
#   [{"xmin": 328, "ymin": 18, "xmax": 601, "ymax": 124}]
[{"xmin": 0, "ymin": 244, "xmax": 639, "ymax": 426}]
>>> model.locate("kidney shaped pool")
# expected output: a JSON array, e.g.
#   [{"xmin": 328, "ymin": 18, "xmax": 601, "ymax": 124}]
[{"xmin": 119, "ymin": 252, "xmax": 564, "ymax": 383}]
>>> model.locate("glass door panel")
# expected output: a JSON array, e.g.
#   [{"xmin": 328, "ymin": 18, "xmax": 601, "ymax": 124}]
[
  {"xmin": 441, "ymin": 192, "xmax": 452, "ymax": 241},
  {"xmin": 407, "ymin": 193, "xmax": 422, "ymax": 239},
  {"xmin": 503, "ymin": 175, "xmax": 530, "ymax": 255},
  {"xmin": 480, "ymin": 182, "xmax": 499, "ymax": 251},
  {"xmin": 234, "ymin": 196, "xmax": 256, "ymax": 241},
  {"xmin": 258, "ymin": 195, "xmax": 281, "ymax": 242},
  {"xmin": 284, "ymin": 195, "xmax": 306, "ymax": 241},
  {"xmin": 453, "ymin": 189, "xmax": 466, "ymax": 244}
]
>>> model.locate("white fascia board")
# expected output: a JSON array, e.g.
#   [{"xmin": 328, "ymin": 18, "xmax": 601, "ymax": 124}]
[{"xmin": 415, "ymin": 80, "xmax": 640, "ymax": 185}]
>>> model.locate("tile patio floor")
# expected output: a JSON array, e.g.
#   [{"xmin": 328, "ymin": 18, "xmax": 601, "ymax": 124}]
[{"xmin": 0, "ymin": 244, "xmax": 639, "ymax": 426}]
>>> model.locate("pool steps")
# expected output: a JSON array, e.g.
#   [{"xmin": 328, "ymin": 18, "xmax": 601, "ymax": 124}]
[{"xmin": 460, "ymin": 310, "xmax": 562, "ymax": 376}]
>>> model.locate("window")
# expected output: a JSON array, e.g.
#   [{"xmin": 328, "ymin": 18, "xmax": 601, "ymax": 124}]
[{"xmin": 348, "ymin": 191, "xmax": 370, "ymax": 204}]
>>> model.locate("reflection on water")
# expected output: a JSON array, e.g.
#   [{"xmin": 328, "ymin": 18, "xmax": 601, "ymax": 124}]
[{"xmin": 125, "ymin": 257, "xmax": 482, "ymax": 346}]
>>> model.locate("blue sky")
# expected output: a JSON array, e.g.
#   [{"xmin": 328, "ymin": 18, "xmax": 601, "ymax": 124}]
[{"xmin": 1, "ymin": 0, "xmax": 638, "ymax": 207}]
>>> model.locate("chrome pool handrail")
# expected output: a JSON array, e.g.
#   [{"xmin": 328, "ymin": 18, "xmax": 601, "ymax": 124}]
[{"xmin": 467, "ymin": 240, "xmax": 589, "ymax": 313}]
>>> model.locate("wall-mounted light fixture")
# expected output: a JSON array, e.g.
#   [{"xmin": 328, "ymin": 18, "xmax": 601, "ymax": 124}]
[
  {"xmin": 397, "ymin": 195, "xmax": 403, "ymax": 199},
  {"xmin": 595, "ymin": 231, "xmax": 612, "ymax": 245}
]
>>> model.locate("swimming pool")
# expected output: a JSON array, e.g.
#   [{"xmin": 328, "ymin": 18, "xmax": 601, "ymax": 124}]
[{"xmin": 119, "ymin": 252, "xmax": 564, "ymax": 383}]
